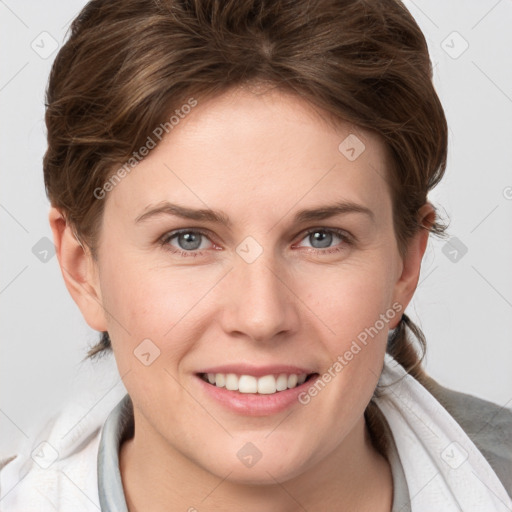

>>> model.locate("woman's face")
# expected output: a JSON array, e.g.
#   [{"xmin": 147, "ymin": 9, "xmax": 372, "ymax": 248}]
[{"xmin": 77, "ymin": 86, "xmax": 418, "ymax": 483}]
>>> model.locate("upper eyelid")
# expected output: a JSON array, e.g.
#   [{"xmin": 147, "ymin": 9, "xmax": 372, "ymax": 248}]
[
  {"xmin": 162, "ymin": 227, "xmax": 216, "ymax": 242},
  {"xmin": 162, "ymin": 226, "xmax": 352, "ymax": 248}
]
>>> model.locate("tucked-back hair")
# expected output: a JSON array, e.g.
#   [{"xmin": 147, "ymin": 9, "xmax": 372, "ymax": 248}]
[{"xmin": 44, "ymin": 0, "xmax": 448, "ymax": 377}]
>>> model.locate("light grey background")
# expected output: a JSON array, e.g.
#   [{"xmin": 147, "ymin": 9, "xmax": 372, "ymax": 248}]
[{"xmin": 1, "ymin": 0, "xmax": 511, "ymax": 456}]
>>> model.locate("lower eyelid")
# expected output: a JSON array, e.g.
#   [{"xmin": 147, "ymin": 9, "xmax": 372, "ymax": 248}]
[
  {"xmin": 159, "ymin": 229, "xmax": 213, "ymax": 249},
  {"xmin": 160, "ymin": 228, "xmax": 352, "ymax": 255},
  {"xmin": 295, "ymin": 229, "xmax": 352, "ymax": 247}
]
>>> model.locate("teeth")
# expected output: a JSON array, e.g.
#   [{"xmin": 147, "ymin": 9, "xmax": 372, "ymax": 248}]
[
  {"xmin": 276, "ymin": 374, "xmax": 288, "ymax": 391},
  {"xmin": 225, "ymin": 373, "xmax": 238, "ymax": 391},
  {"xmin": 202, "ymin": 372, "xmax": 310, "ymax": 394},
  {"xmin": 239, "ymin": 375, "xmax": 258, "ymax": 393},
  {"xmin": 215, "ymin": 373, "xmax": 225, "ymax": 387}
]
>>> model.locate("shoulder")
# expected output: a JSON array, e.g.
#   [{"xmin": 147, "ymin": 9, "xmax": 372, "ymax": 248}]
[
  {"xmin": 0, "ymin": 399, "xmax": 109, "ymax": 511},
  {"xmin": 421, "ymin": 374, "xmax": 512, "ymax": 497},
  {"xmin": 1, "ymin": 434, "xmax": 101, "ymax": 511}
]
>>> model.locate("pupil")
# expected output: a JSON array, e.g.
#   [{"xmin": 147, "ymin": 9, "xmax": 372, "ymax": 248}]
[
  {"xmin": 179, "ymin": 232, "xmax": 201, "ymax": 250},
  {"xmin": 311, "ymin": 231, "xmax": 332, "ymax": 249}
]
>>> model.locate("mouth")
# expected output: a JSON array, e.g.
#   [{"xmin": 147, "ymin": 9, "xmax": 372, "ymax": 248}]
[{"xmin": 197, "ymin": 371, "xmax": 319, "ymax": 395}]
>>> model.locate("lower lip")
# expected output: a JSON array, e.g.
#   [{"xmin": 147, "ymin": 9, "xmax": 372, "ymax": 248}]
[{"xmin": 194, "ymin": 374, "xmax": 320, "ymax": 416}]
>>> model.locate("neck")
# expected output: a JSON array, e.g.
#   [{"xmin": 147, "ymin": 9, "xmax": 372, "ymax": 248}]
[{"xmin": 119, "ymin": 408, "xmax": 393, "ymax": 512}]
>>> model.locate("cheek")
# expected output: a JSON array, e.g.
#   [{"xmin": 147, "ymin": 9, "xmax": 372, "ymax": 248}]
[
  {"xmin": 97, "ymin": 251, "xmax": 171, "ymax": 356},
  {"xmin": 100, "ymin": 249, "xmax": 181, "ymax": 329},
  {"xmin": 100, "ymin": 231, "xmax": 398, "ymax": 366},
  {"xmin": 296, "ymin": 255, "xmax": 397, "ymax": 394},
  {"xmin": 98, "ymin": 250, "xmax": 218, "ymax": 371},
  {"xmin": 300, "ymin": 255, "xmax": 396, "ymax": 338}
]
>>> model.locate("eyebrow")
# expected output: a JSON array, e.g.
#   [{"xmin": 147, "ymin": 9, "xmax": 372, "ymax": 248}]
[{"xmin": 135, "ymin": 200, "xmax": 374, "ymax": 226}]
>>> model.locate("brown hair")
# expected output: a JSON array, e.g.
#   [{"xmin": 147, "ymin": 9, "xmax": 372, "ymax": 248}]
[{"xmin": 44, "ymin": 0, "xmax": 448, "ymax": 377}]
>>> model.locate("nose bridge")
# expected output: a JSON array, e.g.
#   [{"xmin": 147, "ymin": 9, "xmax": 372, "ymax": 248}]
[{"xmin": 220, "ymin": 244, "xmax": 298, "ymax": 342}]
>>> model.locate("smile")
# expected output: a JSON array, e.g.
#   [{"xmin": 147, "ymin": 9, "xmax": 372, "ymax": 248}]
[{"xmin": 198, "ymin": 372, "xmax": 318, "ymax": 394}]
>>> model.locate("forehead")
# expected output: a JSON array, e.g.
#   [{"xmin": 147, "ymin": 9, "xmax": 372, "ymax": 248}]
[{"xmin": 106, "ymin": 87, "xmax": 392, "ymax": 222}]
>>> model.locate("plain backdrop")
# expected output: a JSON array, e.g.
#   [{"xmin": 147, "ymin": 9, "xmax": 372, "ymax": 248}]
[{"xmin": 1, "ymin": 0, "xmax": 511, "ymax": 456}]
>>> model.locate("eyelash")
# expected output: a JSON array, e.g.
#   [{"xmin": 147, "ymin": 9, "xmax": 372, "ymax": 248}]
[{"xmin": 158, "ymin": 227, "xmax": 354, "ymax": 258}]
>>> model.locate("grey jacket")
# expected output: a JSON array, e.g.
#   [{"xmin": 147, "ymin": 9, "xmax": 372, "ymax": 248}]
[{"xmin": 422, "ymin": 375, "xmax": 512, "ymax": 499}]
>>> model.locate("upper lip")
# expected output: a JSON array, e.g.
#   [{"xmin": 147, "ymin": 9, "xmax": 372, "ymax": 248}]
[{"xmin": 196, "ymin": 364, "xmax": 317, "ymax": 378}]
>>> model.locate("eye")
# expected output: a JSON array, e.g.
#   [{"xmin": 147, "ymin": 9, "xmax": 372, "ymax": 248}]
[
  {"xmin": 295, "ymin": 228, "xmax": 352, "ymax": 253},
  {"xmin": 159, "ymin": 227, "xmax": 353, "ymax": 258},
  {"xmin": 160, "ymin": 229, "xmax": 215, "ymax": 256}
]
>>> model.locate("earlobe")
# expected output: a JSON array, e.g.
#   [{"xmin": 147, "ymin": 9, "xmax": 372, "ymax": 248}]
[
  {"xmin": 391, "ymin": 203, "xmax": 436, "ymax": 328},
  {"xmin": 48, "ymin": 207, "xmax": 108, "ymax": 332}
]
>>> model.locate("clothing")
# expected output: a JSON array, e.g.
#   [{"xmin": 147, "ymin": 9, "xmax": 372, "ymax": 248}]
[
  {"xmin": 1, "ymin": 356, "xmax": 511, "ymax": 511},
  {"xmin": 96, "ymin": 395, "xmax": 411, "ymax": 511},
  {"xmin": 374, "ymin": 355, "xmax": 512, "ymax": 511}
]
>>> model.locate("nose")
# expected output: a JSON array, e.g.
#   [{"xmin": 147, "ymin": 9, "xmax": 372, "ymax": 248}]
[{"xmin": 218, "ymin": 251, "xmax": 300, "ymax": 344}]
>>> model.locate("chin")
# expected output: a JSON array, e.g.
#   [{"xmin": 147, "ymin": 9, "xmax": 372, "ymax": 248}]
[
  {"xmin": 200, "ymin": 449, "xmax": 312, "ymax": 485},
  {"xmin": 216, "ymin": 465, "xmax": 299, "ymax": 486}
]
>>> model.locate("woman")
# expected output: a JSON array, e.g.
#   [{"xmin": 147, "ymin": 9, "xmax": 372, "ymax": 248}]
[{"xmin": 1, "ymin": 0, "xmax": 511, "ymax": 510}]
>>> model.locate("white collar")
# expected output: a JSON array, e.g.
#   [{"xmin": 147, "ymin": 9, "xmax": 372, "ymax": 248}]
[{"xmin": 373, "ymin": 354, "xmax": 512, "ymax": 511}]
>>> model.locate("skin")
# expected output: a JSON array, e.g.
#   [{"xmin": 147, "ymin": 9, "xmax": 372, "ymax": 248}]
[{"xmin": 50, "ymin": 85, "xmax": 434, "ymax": 512}]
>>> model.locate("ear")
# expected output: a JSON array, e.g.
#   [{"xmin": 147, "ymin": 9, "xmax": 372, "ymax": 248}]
[
  {"xmin": 390, "ymin": 203, "xmax": 436, "ymax": 328},
  {"xmin": 49, "ymin": 207, "xmax": 108, "ymax": 332}
]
